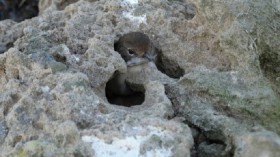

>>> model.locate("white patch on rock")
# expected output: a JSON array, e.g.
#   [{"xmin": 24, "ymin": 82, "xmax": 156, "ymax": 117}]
[
  {"xmin": 41, "ymin": 86, "xmax": 50, "ymax": 93},
  {"xmin": 80, "ymin": 110, "xmax": 85, "ymax": 115},
  {"xmin": 82, "ymin": 126, "xmax": 173, "ymax": 157},
  {"xmin": 61, "ymin": 44, "xmax": 70, "ymax": 54},
  {"xmin": 121, "ymin": 0, "xmax": 147, "ymax": 27},
  {"xmin": 70, "ymin": 55, "xmax": 80, "ymax": 63},
  {"xmin": 123, "ymin": 12, "xmax": 147, "ymax": 26},
  {"xmin": 94, "ymin": 99, "xmax": 100, "ymax": 104},
  {"xmin": 122, "ymin": 0, "xmax": 138, "ymax": 5}
]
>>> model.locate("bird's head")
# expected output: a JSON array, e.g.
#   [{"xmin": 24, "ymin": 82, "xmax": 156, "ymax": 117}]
[{"xmin": 115, "ymin": 32, "xmax": 157, "ymax": 66}]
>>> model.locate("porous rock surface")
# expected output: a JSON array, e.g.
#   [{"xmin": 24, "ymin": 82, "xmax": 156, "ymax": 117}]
[{"xmin": 0, "ymin": 0, "xmax": 280, "ymax": 156}]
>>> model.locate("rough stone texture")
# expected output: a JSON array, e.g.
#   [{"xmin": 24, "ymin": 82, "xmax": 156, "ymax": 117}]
[
  {"xmin": 0, "ymin": 0, "xmax": 280, "ymax": 156},
  {"xmin": 234, "ymin": 130, "xmax": 280, "ymax": 157}
]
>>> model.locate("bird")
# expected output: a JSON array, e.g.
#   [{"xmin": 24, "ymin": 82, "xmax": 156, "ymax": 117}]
[
  {"xmin": 106, "ymin": 32, "xmax": 158, "ymax": 106},
  {"xmin": 114, "ymin": 32, "xmax": 157, "ymax": 66}
]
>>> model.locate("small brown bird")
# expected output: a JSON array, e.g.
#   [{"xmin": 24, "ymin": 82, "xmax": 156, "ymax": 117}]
[
  {"xmin": 106, "ymin": 32, "xmax": 158, "ymax": 106},
  {"xmin": 114, "ymin": 32, "xmax": 157, "ymax": 66}
]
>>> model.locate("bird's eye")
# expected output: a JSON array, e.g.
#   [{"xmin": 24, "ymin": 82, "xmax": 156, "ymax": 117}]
[{"xmin": 127, "ymin": 49, "xmax": 135, "ymax": 55}]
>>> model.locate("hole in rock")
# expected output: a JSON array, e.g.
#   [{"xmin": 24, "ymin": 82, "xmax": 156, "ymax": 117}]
[
  {"xmin": 105, "ymin": 72, "xmax": 145, "ymax": 107},
  {"xmin": 0, "ymin": 42, "xmax": 15, "ymax": 54},
  {"xmin": 53, "ymin": 53, "xmax": 67, "ymax": 63},
  {"xmin": 155, "ymin": 51, "xmax": 185, "ymax": 79},
  {"xmin": 184, "ymin": 121, "xmax": 234, "ymax": 157},
  {"xmin": 259, "ymin": 43, "xmax": 280, "ymax": 94},
  {"xmin": 0, "ymin": 0, "xmax": 39, "ymax": 22},
  {"xmin": 6, "ymin": 42, "xmax": 13, "ymax": 49},
  {"xmin": 259, "ymin": 52, "xmax": 280, "ymax": 74}
]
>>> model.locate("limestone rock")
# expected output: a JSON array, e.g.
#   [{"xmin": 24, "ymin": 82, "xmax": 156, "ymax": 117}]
[{"xmin": 0, "ymin": 0, "xmax": 280, "ymax": 156}]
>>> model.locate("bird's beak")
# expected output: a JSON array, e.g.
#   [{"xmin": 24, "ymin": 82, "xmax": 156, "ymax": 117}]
[{"xmin": 143, "ymin": 51, "xmax": 157, "ymax": 61}]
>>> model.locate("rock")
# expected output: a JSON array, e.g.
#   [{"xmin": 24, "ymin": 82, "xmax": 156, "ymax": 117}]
[
  {"xmin": 82, "ymin": 118, "xmax": 193, "ymax": 157},
  {"xmin": 234, "ymin": 130, "xmax": 280, "ymax": 157},
  {"xmin": 0, "ymin": 0, "xmax": 280, "ymax": 156},
  {"xmin": 0, "ymin": 120, "xmax": 8, "ymax": 144}
]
